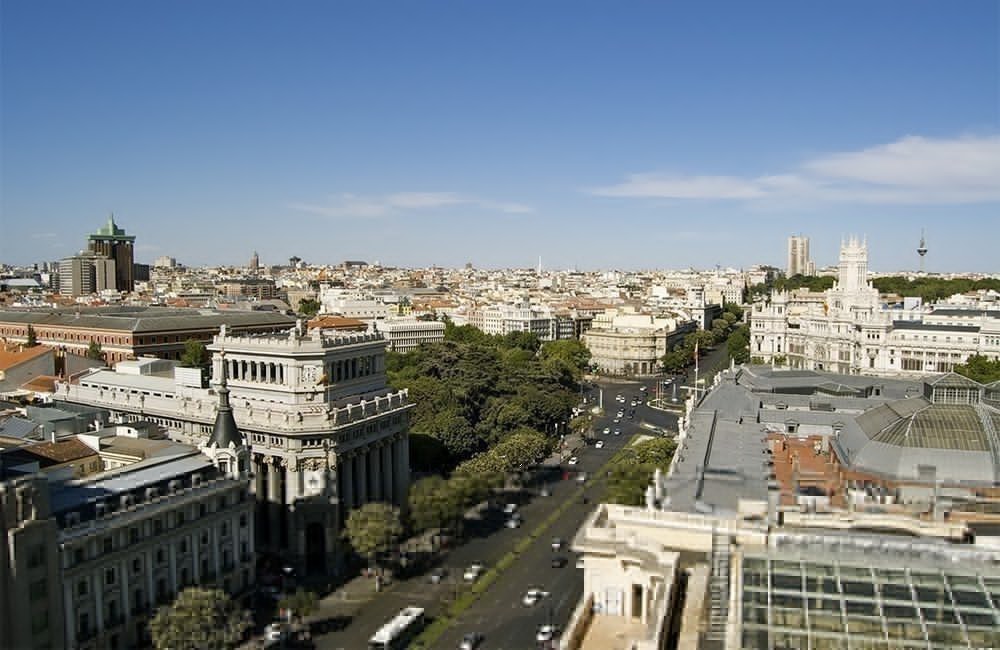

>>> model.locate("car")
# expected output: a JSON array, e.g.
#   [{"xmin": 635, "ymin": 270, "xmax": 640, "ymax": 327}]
[
  {"xmin": 551, "ymin": 537, "xmax": 564, "ymax": 550},
  {"xmin": 503, "ymin": 503, "xmax": 518, "ymax": 514},
  {"xmin": 630, "ymin": 400, "xmax": 637, "ymax": 407},
  {"xmin": 595, "ymin": 440, "xmax": 604, "ymax": 449},
  {"xmin": 522, "ymin": 588, "xmax": 549, "ymax": 606},
  {"xmin": 505, "ymin": 516, "xmax": 522, "ymax": 529},
  {"xmin": 614, "ymin": 428, "xmax": 621, "ymax": 435},
  {"xmin": 263, "ymin": 623, "xmax": 289, "ymax": 647},
  {"xmin": 640, "ymin": 386, "xmax": 648, "ymax": 392},
  {"xmin": 576, "ymin": 472, "xmax": 588, "ymax": 483},
  {"xmin": 613, "ymin": 417, "xmax": 620, "ymax": 424},
  {"xmin": 429, "ymin": 567, "xmax": 448, "ymax": 584},
  {"xmin": 536, "ymin": 624, "xmax": 560, "ymax": 643},
  {"xmin": 459, "ymin": 632, "xmax": 484, "ymax": 650},
  {"xmin": 602, "ymin": 427, "xmax": 610, "ymax": 435},
  {"xmin": 463, "ymin": 563, "xmax": 485, "ymax": 582},
  {"xmin": 539, "ymin": 486, "xmax": 551, "ymax": 497},
  {"xmin": 551, "ymin": 555, "xmax": 568, "ymax": 568},
  {"xmin": 567, "ymin": 457, "xmax": 578, "ymax": 465}
]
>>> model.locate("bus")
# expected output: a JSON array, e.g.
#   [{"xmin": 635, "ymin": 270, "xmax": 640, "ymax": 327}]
[{"xmin": 369, "ymin": 606, "xmax": 426, "ymax": 649}]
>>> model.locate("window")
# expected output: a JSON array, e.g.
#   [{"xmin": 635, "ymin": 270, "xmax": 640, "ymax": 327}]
[
  {"xmin": 132, "ymin": 558, "xmax": 142, "ymax": 573},
  {"xmin": 105, "ymin": 567, "xmax": 116, "ymax": 586},
  {"xmin": 129, "ymin": 527, "xmax": 139, "ymax": 544},
  {"xmin": 74, "ymin": 548, "xmax": 85, "ymax": 565},
  {"xmin": 239, "ymin": 514, "xmax": 248, "ymax": 528},
  {"xmin": 180, "ymin": 538, "xmax": 188, "ymax": 554},
  {"xmin": 156, "ymin": 548, "xmax": 166, "ymax": 565},
  {"xmin": 103, "ymin": 537, "xmax": 113, "ymax": 554},
  {"xmin": 78, "ymin": 579, "xmax": 88, "ymax": 597}
]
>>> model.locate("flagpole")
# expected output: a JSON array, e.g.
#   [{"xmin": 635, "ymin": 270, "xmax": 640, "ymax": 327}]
[{"xmin": 694, "ymin": 341, "xmax": 699, "ymax": 401}]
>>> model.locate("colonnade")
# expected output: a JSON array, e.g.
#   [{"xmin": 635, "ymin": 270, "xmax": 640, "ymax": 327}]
[
  {"xmin": 229, "ymin": 359, "xmax": 286, "ymax": 384},
  {"xmin": 327, "ymin": 354, "xmax": 380, "ymax": 383},
  {"xmin": 251, "ymin": 432, "xmax": 409, "ymax": 549}
]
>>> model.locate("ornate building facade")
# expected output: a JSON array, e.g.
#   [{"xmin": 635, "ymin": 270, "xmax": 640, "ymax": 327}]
[
  {"xmin": 57, "ymin": 321, "xmax": 412, "ymax": 575},
  {"xmin": 751, "ymin": 238, "xmax": 1000, "ymax": 375}
]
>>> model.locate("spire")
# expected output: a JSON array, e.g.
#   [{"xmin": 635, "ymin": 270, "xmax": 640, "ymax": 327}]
[{"xmin": 208, "ymin": 351, "xmax": 243, "ymax": 449}]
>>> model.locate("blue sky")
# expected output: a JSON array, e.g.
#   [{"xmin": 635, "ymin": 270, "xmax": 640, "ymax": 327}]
[{"xmin": 2, "ymin": 1, "xmax": 998, "ymax": 272}]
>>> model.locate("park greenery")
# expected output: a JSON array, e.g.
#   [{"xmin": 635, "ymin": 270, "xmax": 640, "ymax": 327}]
[
  {"xmin": 276, "ymin": 589, "xmax": 319, "ymax": 623},
  {"xmin": 179, "ymin": 338, "xmax": 210, "ymax": 367},
  {"xmin": 386, "ymin": 323, "xmax": 590, "ymax": 470},
  {"xmin": 148, "ymin": 587, "xmax": 250, "ymax": 650},
  {"xmin": 954, "ymin": 354, "xmax": 1000, "ymax": 385},
  {"xmin": 605, "ymin": 437, "xmax": 678, "ymax": 506},
  {"xmin": 297, "ymin": 297, "xmax": 322, "ymax": 318},
  {"xmin": 86, "ymin": 339, "xmax": 103, "ymax": 361},
  {"xmin": 751, "ymin": 274, "xmax": 1000, "ymax": 304},
  {"xmin": 407, "ymin": 472, "xmax": 501, "ymax": 541},
  {"xmin": 662, "ymin": 303, "xmax": 746, "ymax": 373},
  {"xmin": 343, "ymin": 502, "xmax": 404, "ymax": 574}
]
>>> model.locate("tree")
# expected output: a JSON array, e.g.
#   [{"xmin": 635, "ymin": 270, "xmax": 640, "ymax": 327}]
[
  {"xmin": 954, "ymin": 354, "xmax": 1000, "ymax": 384},
  {"xmin": 727, "ymin": 325, "xmax": 750, "ymax": 364},
  {"xmin": 180, "ymin": 339, "xmax": 209, "ymax": 368},
  {"xmin": 605, "ymin": 439, "xmax": 676, "ymax": 506},
  {"xmin": 86, "ymin": 339, "xmax": 104, "ymax": 361},
  {"xmin": 344, "ymin": 502, "xmax": 403, "ymax": 575},
  {"xmin": 149, "ymin": 587, "xmax": 250, "ymax": 650},
  {"xmin": 298, "ymin": 297, "xmax": 321, "ymax": 318},
  {"xmin": 407, "ymin": 476, "xmax": 452, "ymax": 534},
  {"xmin": 26, "ymin": 324, "xmax": 38, "ymax": 347},
  {"xmin": 276, "ymin": 589, "xmax": 318, "ymax": 623}
]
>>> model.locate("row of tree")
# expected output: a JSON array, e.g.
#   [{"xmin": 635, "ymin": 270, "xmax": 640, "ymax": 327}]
[
  {"xmin": 386, "ymin": 323, "xmax": 590, "ymax": 470},
  {"xmin": 662, "ymin": 303, "xmax": 746, "ymax": 373},
  {"xmin": 751, "ymin": 274, "xmax": 1000, "ymax": 304},
  {"xmin": 604, "ymin": 437, "xmax": 678, "ymax": 505},
  {"xmin": 954, "ymin": 354, "xmax": 1000, "ymax": 384}
]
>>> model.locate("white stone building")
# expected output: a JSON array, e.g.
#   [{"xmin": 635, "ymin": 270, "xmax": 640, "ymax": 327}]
[
  {"xmin": 376, "ymin": 318, "xmax": 446, "ymax": 353},
  {"xmin": 56, "ymin": 321, "xmax": 412, "ymax": 575},
  {"xmin": 581, "ymin": 309, "xmax": 696, "ymax": 376},
  {"xmin": 751, "ymin": 238, "xmax": 1000, "ymax": 375}
]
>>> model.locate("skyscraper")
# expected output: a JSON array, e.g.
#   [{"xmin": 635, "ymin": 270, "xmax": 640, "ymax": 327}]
[
  {"xmin": 86, "ymin": 214, "xmax": 135, "ymax": 292},
  {"xmin": 787, "ymin": 235, "xmax": 811, "ymax": 277}
]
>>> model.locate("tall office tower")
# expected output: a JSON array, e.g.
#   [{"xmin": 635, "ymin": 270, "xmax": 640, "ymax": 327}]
[
  {"xmin": 250, "ymin": 250, "xmax": 260, "ymax": 273},
  {"xmin": 787, "ymin": 235, "xmax": 811, "ymax": 276},
  {"xmin": 87, "ymin": 214, "xmax": 135, "ymax": 292},
  {"xmin": 57, "ymin": 253, "xmax": 117, "ymax": 296}
]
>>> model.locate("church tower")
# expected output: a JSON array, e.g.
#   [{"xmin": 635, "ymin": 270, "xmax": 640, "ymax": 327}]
[{"xmin": 200, "ymin": 352, "xmax": 249, "ymax": 479}]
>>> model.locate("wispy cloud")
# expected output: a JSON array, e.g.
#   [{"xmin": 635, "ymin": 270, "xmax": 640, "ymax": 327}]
[
  {"xmin": 290, "ymin": 191, "xmax": 533, "ymax": 218},
  {"xmin": 589, "ymin": 134, "xmax": 1000, "ymax": 205}
]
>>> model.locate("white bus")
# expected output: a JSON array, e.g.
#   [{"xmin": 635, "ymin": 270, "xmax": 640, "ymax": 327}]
[{"xmin": 369, "ymin": 606, "xmax": 426, "ymax": 650}]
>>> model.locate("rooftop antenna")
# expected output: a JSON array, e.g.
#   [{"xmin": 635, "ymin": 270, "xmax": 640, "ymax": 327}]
[{"xmin": 917, "ymin": 229, "xmax": 928, "ymax": 272}]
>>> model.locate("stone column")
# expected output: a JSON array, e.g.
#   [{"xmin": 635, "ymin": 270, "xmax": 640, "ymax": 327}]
[
  {"xmin": 268, "ymin": 458, "xmax": 282, "ymax": 547},
  {"xmin": 64, "ymin": 582, "xmax": 76, "ymax": 648},
  {"xmin": 356, "ymin": 450, "xmax": 368, "ymax": 505},
  {"xmin": 370, "ymin": 445, "xmax": 382, "ymax": 502},
  {"xmin": 120, "ymin": 559, "xmax": 130, "ymax": 622},
  {"xmin": 93, "ymin": 569, "xmax": 104, "ymax": 630},
  {"xmin": 341, "ymin": 452, "xmax": 355, "ymax": 512},
  {"xmin": 286, "ymin": 459, "xmax": 301, "ymax": 502},
  {"xmin": 192, "ymin": 536, "xmax": 201, "ymax": 582},
  {"xmin": 381, "ymin": 442, "xmax": 394, "ymax": 505},
  {"xmin": 145, "ymin": 549, "xmax": 154, "ymax": 607},
  {"xmin": 397, "ymin": 434, "xmax": 410, "ymax": 507}
]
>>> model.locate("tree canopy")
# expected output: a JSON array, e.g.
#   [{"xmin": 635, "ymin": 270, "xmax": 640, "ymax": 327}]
[
  {"xmin": 179, "ymin": 339, "xmax": 209, "ymax": 368},
  {"xmin": 387, "ymin": 330, "xmax": 583, "ymax": 467},
  {"xmin": 86, "ymin": 340, "xmax": 103, "ymax": 361},
  {"xmin": 298, "ymin": 297, "xmax": 321, "ymax": 318},
  {"xmin": 26, "ymin": 324, "xmax": 38, "ymax": 347},
  {"xmin": 605, "ymin": 438, "xmax": 677, "ymax": 506},
  {"xmin": 344, "ymin": 502, "xmax": 404, "ymax": 566},
  {"xmin": 954, "ymin": 354, "xmax": 1000, "ymax": 385},
  {"xmin": 149, "ymin": 587, "xmax": 250, "ymax": 650}
]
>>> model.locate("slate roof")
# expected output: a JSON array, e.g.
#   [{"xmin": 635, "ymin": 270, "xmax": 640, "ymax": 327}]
[{"xmin": 0, "ymin": 307, "xmax": 294, "ymax": 333}]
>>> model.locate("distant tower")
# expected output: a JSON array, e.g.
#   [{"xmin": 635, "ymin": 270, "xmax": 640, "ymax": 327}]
[
  {"xmin": 87, "ymin": 213, "xmax": 135, "ymax": 291},
  {"xmin": 787, "ymin": 235, "xmax": 811, "ymax": 277},
  {"xmin": 249, "ymin": 250, "xmax": 259, "ymax": 272},
  {"xmin": 537, "ymin": 256, "xmax": 542, "ymax": 275},
  {"xmin": 917, "ymin": 230, "xmax": 928, "ymax": 272}
]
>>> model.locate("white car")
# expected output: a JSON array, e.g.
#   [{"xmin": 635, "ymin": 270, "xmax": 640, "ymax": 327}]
[
  {"xmin": 522, "ymin": 588, "xmax": 549, "ymax": 606},
  {"xmin": 602, "ymin": 427, "xmax": 610, "ymax": 435},
  {"xmin": 567, "ymin": 456, "xmax": 578, "ymax": 465},
  {"xmin": 505, "ymin": 516, "xmax": 522, "ymax": 529},
  {"xmin": 503, "ymin": 503, "xmax": 518, "ymax": 514},
  {"xmin": 595, "ymin": 440, "xmax": 604, "ymax": 449},
  {"xmin": 463, "ymin": 563, "xmax": 484, "ymax": 581},
  {"xmin": 536, "ymin": 624, "xmax": 560, "ymax": 643},
  {"xmin": 576, "ymin": 472, "xmax": 587, "ymax": 482}
]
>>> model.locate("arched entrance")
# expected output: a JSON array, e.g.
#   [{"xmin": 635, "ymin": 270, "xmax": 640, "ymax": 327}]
[{"xmin": 305, "ymin": 523, "xmax": 326, "ymax": 574}]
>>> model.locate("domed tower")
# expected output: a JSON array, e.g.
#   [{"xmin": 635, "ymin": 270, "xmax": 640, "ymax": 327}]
[{"xmin": 200, "ymin": 351, "xmax": 249, "ymax": 479}]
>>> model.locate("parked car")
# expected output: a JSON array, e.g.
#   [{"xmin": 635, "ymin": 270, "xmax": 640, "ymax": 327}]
[
  {"xmin": 503, "ymin": 503, "xmax": 518, "ymax": 514},
  {"xmin": 463, "ymin": 563, "xmax": 485, "ymax": 582},
  {"xmin": 505, "ymin": 516, "xmax": 522, "ymax": 529},
  {"xmin": 551, "ymin": 555, "xmax": 568, "ymax": 568},
  {"xmin": 551, "ymin": 537, "xmax": 564, "ymax": 550},
  {"xmin": 595, "ymin": 440, "xmax": 604, "ymax": 449},
  {"xmin": 536, "ymin": 624, "xmax": 560, "ymax": 643},
  {"xmin": 567, "ymin": 457, "xmax": 578, "ymax": 465},
  {"xmin": 429, "ymin": 567, "xmax": 448, "ymax": 584},
  {"xmin": 522, "ymin": 588, "xmax": 549, "ymax": 606},
  {"xmin": 459, "ymin": 632, "xmax": 484, "ymax": 650}
]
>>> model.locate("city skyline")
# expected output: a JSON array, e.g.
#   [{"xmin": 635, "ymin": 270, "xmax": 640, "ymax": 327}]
[{"xmin": 2, "ymin": 1, "xmax": 998, "ymax": 272}]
